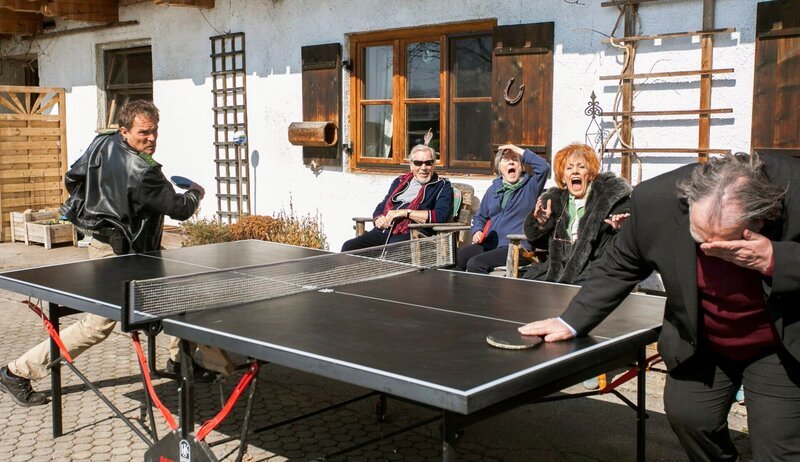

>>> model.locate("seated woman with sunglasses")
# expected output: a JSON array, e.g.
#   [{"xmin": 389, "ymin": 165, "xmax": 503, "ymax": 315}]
[
  {"xmin": 455, "ymin": 144, "xmax": 550, "ymax": 273},
  {"xmin": 522, "ymin": 143, "xmax": 631, "ymax": 284},
  {"xmin": 341, "ymin": 144, "xmax": 453, "ymax": 251}
]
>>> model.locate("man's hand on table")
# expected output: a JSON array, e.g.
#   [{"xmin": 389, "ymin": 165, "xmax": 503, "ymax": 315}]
[{"xmin": 518, "ymin": 318, "xmax": 575, "ymax": 342}]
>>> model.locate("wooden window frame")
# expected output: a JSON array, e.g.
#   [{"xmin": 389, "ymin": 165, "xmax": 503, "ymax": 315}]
[
  {"xmin": 349, "ymin": 19, "xmax": 497, "ymax": 174},
  {"xmin": 103, "ymin": 45, "xmax": 153, "ymax": 129}
]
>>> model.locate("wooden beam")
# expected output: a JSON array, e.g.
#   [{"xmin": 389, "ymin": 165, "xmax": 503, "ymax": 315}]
[
  {"xmin": 604, "ymin": 108, "xmax": 732, "ymax": 116},
  {"xmin": 601, "ymin": 0, "xmax": 662, "ymax": 6},
  {"xmin": 620, "ymin": 4, "xmax": 636, "ymax": 181},
  {"xmin": 0, "ymin": 0, "xmax": 44, "ymax": 13},
  {"xmin": 599, "ymin": 68, "xmax": 733, "ymax": 80},
  {"xmin": 605, "ymin": 148, "xmax": 731, "ymax": 154},
  {"xmin": 0, "ymin": 11, "xmax": 42, "ymax": 35},
  {"xmin": 41, "ymin": 0, "xmax": 118, "ymax": 23},
  {"xmin": 603, "ymin": 27, "xmax": 736, "ymax": 44},
  {"xmin": 698, "ymin": 0, "xmax": 715, "ymax": 163},
  {"xmin": 21, "ymin": 19, "xmax": 136, "ymax": 40},
  {"xmin": 152, "ymin": 0, "xmax": 213, "ymax": 7}
]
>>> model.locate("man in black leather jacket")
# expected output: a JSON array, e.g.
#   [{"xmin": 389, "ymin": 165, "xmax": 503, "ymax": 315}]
[{"xmin": 0, "ymin": 101, "xmax": 207, "ymax": 406}]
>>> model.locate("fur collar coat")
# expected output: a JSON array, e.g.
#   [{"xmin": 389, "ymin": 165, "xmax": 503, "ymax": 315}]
[{"xmin": 522, "ymin": 171, "xmax": 632, "ymax": 284}]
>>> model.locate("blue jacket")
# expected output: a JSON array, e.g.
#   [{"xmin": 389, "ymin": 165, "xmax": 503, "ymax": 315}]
[
  {"xmin": 373, "ymin": 172, "xmax": 453, "ymax": 236},
  {"xmin": 471, "ymin": 149, "xmax": 550, "ymax": 249}
]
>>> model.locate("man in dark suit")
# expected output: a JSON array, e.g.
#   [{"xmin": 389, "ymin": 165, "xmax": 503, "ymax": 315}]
[{"xmin": 519, "ymin": 152, "xmax": 800, "ymax": 460}]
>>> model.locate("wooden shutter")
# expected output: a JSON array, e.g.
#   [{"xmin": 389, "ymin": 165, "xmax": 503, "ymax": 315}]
[
  {"xmin": 752, "ymin": 0, "xmax": 800, "ymax": 158},
  {"xmin": 301, "ymin": 43, "xmax": 342, "ymax": 166},
  {"xmin": 491, "ymin": 22, "xmax": 554, "ymax": 162}
]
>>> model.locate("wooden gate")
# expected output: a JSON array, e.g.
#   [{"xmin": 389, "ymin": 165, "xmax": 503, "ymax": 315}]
[{"xmin": 0, "ymin": 85, "xmax": 68, "ymax": 241}]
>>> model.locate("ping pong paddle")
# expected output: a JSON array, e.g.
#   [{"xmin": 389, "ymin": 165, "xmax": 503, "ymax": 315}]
[
  {"xmin": 170, "ymin": 175, "xmax": 194, "ymax": 190},
  {"xmin": 486, "ymin": 330, "xmax": 543, "ymax": 350}
]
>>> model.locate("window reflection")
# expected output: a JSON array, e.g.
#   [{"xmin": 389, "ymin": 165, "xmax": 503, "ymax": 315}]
[
  {"xmin": 407, "ymin": 42, "xmax": 440, "ymax": 99},
  {"xmin": 364, "ymin": 46, "xmax": 392, "ymax": 100}
]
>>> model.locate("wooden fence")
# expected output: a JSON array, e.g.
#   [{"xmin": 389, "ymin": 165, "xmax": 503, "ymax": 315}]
[{"xmin": 0, "ymin": 85, "xmax": 68, "ymax": 242}]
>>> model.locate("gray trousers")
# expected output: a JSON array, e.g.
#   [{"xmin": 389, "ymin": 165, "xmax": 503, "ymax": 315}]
[{"xmin": 663, "ymin": 348, "xmax": 800, "ymax": 461}]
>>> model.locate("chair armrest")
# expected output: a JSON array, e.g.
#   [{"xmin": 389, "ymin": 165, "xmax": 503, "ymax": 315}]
[
  {"xmin": 432, "ymin": 225, "xmax": 471, "ymax": 233},
  {"xmin": 507, "ymin": 233, "xmax": 527, "ymax": 244},
  {"xmin": 352, "ymin": 216, "xmax": 374, "ymax": 237},
  {"xmin": 408, "ymin": 223, "xmax": 470, "ymax": 231},
  {"xmin": 505, "ymin": 234, "xmax": 527, "ymax": 278}
]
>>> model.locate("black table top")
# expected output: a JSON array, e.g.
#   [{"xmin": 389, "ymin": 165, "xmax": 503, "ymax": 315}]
[
  {"xmin": 0, "ymin": 240, "xmax": 326, "ymax": 319},
  {"xmin": 163, "ymin": 268, "xmax": 664, "ymax": 414},
  {"xmin": 0, "ymin": 240, "xmax": 665, "ymax": 415}
]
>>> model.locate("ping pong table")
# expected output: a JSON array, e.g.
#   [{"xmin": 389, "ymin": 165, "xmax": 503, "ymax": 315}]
[{"xmin": 0, "ymin": 237, "xmax": 664, "ymax": 461}]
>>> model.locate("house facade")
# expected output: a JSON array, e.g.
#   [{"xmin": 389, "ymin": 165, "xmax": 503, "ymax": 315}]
[{"xmin": 1, "ymin": 0, "xmax": 795, "ymax": 250}]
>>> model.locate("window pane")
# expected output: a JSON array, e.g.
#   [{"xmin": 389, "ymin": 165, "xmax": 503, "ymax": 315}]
[
  {"xmin": 106, "ymin": 48, "xmax": 152, "ymax": 87},
  {"xmin": 407, "ymin": 42, "xmax": 440, "ymax": 99},
  {"xmin": 364, "ymin": 46, "xmax": 393, "ymax": 100},
  {"xmin": 363, "ymin": 105, "xmax": 393, "ymax": 158},
  {"xmin": 454, "ymin": 36, "xmax": 492, "ymax": 98},
  {"xmin": 406, "ymin": 104, "xmax": 440, "ymax": 154},
  {"xmin": 453, "ymin": 102, "xmax": 491, "ymax": 162}
]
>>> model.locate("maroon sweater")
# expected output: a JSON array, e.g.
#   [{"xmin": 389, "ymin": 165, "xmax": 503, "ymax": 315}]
[{"xmin": 697, "ymin": 251, "xmax": 777, "ymax": 360}]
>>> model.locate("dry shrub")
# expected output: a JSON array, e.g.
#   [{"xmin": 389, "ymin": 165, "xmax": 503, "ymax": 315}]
[
  {"xmin": 180, "ymin": 219, "xmax": 232, "ymax": 246},
  {"xmin": 229, "ymin": 209, "xmax": 328, "ymax": 250},
  {"xmin": 181, "ymin": 208, "xmax": 327, "ymax": 250}
]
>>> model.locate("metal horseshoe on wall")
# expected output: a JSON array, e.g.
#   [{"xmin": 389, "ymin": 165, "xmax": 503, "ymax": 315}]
[{"xmin": 504, "ymin": 77, "xmax": 524, "ymax": 105}]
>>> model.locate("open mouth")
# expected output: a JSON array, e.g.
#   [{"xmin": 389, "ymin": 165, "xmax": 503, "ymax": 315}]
[
  {"xmin": 570, "ymin": 178, "xmax": 583, "ymax": 188},
  {"xmin": 507, "ymin": 167, "xmax": 517, "ymax": 175}
]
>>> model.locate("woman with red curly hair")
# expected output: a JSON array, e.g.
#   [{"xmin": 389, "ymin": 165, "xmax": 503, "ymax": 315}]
[{"xmin": 523, "ymin": 143, "xmax": 631, "ymax": 284}]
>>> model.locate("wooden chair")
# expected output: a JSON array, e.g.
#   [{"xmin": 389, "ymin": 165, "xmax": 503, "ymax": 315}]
[
  {"xmin": 504, "ymin": 234, "xmax": 547, "ymax": 278},
  {"xmin": 351, "ymin": 182, "xmax": 478, "ymax": 247}
]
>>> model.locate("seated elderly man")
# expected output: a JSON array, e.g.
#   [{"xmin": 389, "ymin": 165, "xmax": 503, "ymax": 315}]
[{"xmin": 342, "ymin": 144, "xmax": 453, "ymax": 251}]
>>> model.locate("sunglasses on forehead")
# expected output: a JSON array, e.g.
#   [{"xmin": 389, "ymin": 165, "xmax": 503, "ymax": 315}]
[{"xmin": 412, "ymin": 159, "xmax": 434, "ymax": 167}]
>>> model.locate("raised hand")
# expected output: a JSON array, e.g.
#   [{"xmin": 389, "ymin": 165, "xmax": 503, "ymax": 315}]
[
  {"xmin": 533, "ymin": 197, "xmax": 552, "ymax": 226},
  {"xmin": 604, "ymin": 213, "xmax": 630, "ymax": 231}
]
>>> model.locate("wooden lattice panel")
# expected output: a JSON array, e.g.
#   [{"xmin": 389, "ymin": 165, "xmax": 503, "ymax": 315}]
[{"xmin": 0, "ymin": 85, "xmax": 68, "ymax": 241}]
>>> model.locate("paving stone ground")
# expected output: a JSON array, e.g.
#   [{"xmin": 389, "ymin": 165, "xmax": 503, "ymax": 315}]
[{"xmin": 0, "ymin": 242, "xmax": 752, "ymax": 461}]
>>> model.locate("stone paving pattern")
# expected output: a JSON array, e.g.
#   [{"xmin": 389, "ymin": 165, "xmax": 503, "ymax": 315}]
[{"xmin": 0, "ymin": 242, "xmax": 752, "ymax": 461}]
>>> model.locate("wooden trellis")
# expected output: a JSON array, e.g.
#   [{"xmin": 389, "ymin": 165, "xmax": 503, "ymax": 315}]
[
  {"xmin": 600, "ymin": 0, "xmax": 733, "ymax": 181},
  {"xmin": 0, "ymin": 85, "xmax": 68, "ymax": 241},
  {"xmin": 210, "ymin": 32, "xmax": 250, "ymax": 223}
]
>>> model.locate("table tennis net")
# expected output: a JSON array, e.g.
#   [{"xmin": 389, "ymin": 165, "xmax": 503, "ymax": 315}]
[{"xmin": 123, "ymin": 233, "xmax": 455, "ymax": 329}]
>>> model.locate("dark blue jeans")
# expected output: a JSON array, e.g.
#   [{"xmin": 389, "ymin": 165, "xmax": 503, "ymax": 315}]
[{"xmin": 341, "ymin": 228, "xmax": 410, "ymax": 251}]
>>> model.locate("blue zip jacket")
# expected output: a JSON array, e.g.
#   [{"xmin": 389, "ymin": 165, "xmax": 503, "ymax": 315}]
[{"xmin": 471, "ymin": 149, "xmax": 550, "ymax": 249}]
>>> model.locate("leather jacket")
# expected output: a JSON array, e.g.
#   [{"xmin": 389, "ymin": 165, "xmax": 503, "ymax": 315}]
[{"xmin": 61, "ymin": 131, "xmax": 200, "ymax": 254}]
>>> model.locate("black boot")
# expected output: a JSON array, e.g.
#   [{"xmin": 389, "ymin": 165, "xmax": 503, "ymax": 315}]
[{"xmin": 0, "ymin": 366, "xmax": 48, "ymax": 407}]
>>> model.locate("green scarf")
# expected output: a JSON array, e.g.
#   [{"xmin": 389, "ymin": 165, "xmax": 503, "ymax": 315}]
[
  {"xmin": 497, "ymin": 179, "xmax": 525, "ymax": 209},
  {"xmin": 138, "ymin": 152, "xmax": 159, "ymax": 167},
  {"xmin": 566, "ymin": 184, "xmax": 591, "ymax": 239}
]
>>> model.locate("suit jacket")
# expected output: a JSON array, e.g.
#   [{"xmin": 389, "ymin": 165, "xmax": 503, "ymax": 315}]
[{"xmin": 560, "ymin": 153, "xmax": 800, "ymax": 370}]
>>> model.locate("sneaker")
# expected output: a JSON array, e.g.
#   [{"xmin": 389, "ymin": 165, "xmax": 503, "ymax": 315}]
[
  {"xmin": 0, "ymin": 366, "xmax": 48, "ymax": 407},
  {"xmin": 735, "ymin": 386, "xmax": 745, "ymax": 404},
  {"xmin": 582, "ymin": 376, "xmax": 600, "ymax": 390},
  {"xmin": 164, "ymin": 359, "xmax": 217, "ymax": 383}
]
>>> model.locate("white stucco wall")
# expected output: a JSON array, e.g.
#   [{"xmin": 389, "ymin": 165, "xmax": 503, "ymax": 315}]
[{"xmin": 7, "ymin": 0, "xmax": 759, "ymax": 250}]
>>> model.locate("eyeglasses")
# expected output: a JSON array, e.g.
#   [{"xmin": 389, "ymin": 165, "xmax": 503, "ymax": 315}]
[
  {"xmin": 551, "ymin": 208, "xmax": 576, "ymax": 244},
  {"xmin": 412, "ymin": 160, "xmax": 434, "ymax": 167}
]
